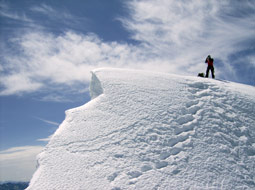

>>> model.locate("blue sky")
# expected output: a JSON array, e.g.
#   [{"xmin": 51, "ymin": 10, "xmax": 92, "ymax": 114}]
[{"xmin": 0, "ymin": 0, "xmax": 254, "ymax": 182}]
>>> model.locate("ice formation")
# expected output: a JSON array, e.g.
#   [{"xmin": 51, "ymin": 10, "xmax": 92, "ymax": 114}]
[{"xmin": 27, "ymin": 68, "xmax": 255, "ymax": 190}]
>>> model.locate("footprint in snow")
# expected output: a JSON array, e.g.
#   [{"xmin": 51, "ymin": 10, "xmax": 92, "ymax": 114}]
[
  {"xmin": 141, "ymin": 164, "xmax": 153, "ymax": 172},
  {"xmin": 155, "ymin": 161, "xmax": 168, "ymax": 169},
  {"xmin": 127, "ymin": 171, "xmax": 142, "ymax": 179}
]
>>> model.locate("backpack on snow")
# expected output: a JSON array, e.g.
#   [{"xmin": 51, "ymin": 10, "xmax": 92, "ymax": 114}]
[{"xmin": 198, "ymin": 73, "xmax": 205, "ymax": 77}]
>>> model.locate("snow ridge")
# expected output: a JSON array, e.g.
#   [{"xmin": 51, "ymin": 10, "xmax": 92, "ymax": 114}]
[{"xmin": 27, "ymin": 68, "xmax": 255, "ymax": 190}]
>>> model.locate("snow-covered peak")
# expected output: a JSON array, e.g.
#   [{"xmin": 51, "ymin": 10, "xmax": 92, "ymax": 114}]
[{"xmin": 27, "ymin": 68, "xmax": 255, "ymax": 190}]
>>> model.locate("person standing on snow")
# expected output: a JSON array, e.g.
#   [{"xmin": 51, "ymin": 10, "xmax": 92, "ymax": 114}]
[{"xmin": 205, "ymin": 55, "xmax": 215, "ymax": 78}]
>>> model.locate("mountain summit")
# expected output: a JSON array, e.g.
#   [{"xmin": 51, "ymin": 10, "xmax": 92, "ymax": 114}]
[{"xmin": 27, "ymin": 68, "xmax": 255, "ymax": 190}]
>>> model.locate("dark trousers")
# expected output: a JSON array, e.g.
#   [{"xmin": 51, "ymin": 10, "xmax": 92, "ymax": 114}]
[{"xmin": 206, "ymin": 65, "xmax": 215, "ymax": 78}]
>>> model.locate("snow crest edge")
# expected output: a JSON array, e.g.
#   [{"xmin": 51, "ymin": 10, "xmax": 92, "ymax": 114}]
[{"xmin": 89, "ymin": 71, "xmax": 104, "ymax": 100}]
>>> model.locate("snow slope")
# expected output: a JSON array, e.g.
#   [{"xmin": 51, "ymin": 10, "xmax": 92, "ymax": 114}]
[{"xmin": 27, "ymin": 68, "xmax": 255, "ymax": 190}]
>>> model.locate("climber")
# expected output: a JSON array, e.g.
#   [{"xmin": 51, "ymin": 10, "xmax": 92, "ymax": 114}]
[{"xmin": 205, "ymin": 55, "xmax": 215, "ymax": 78}]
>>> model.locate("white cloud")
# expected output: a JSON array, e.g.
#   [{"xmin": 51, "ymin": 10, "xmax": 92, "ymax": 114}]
[
  {"xmin": 0, "ymin": 146, "xmax": 43, "ymax": 182},
  {"xmin": 0, "ymin": 74, "xmax": 43, "ymax": 95}
]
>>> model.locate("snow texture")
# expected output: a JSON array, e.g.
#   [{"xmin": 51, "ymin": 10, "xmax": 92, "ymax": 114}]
[{"xmin": 27, "ymin": 68, "xmax": 255, "ymax": 190}]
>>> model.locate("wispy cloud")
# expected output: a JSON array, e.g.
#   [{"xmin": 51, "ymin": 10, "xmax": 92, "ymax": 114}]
[
  {"xmin": 30, "ymin": 3, "xmax": 73, "ymax": 20},
  {"xmin": 0, "ymin": 11, "xmax": 32, "ymax": 22},
  {"xmin": 0, "ymin": 146, "xmax": 43, "ymax": 182},
  {"xmin": 0, "ymin": 1, "xmax": 32, "ymax": 22},
  {"xmin": 39, "ymin": 94, "xmax": 74, "ymax": 102},
  {"xmin": 37, "ymin": 135, "xmax": 53, "ymax": 142},
  {"xmin": 0, "ymin": 1, "xmax": 254, "ymax": 99},
  {"xmin": 30, "ymin": 4, "xmax": 55, "ymax": 15},
  {"xmin": 34, "ymin": 117, "xmax": 60, "ymax": 126}
]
